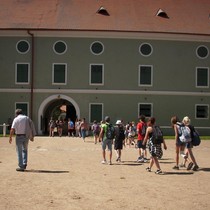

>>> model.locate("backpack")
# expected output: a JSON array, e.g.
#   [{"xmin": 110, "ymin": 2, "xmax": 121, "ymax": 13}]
[
  {"xmin": 191, "ymin": 129, "xmax": 201, "ymax": 146},
  {"xmin": 177, "ymin": 123, "xmax": 192, "ymax": 143},
  {"xmin": 118, "ymin": 126, "xmax": 125, "ymax": 139},
  {"xmin": 151, "ymin": 126, "xmax": 164, "ymax": 144},
  {"xmin": 141, "ymin": 123, "xmax": 147, "ymax": 136},
  {"xmin": 106, "ymin": 123, "xmax": 115, "ymax": 139}
]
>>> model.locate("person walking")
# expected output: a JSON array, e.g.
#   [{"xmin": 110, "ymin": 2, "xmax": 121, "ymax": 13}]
[
  {"xmin": 171, "ymin": 116, "xmax": 187, "ymax": 170},
  {"xmin": 136, "ymin": 115, "xmax": 147, "ymax": 163},
  {"xmin": 9, "ymin": 109, "xmax": 36, "ymax": 171},
  {"xmin": 99, "ymin": 116, "xmax": 115, "ymax": 165},
  {"xmin": 182, "ymin": 116, "xmax": 199, "ymax": 171},
  {"xmin": 92, "ymin": 120, "xmax": 100, "ymax": 144},
  {"xmin": 114, "ymin": 120, "xmax": 125, "ymax": 162},
  {"xmin": 143, "ymin": 117, "xmax": 167, "ymax": 174},
  {"xmin": 80, "ymin": 118, "xmax": 88, "ymax": 141}
]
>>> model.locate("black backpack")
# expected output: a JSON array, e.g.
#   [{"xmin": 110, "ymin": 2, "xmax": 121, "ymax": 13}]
[
  {"xmin": 151, "ymin": 126, "xmax": 164, "ymax": 144},
  {"xmin": 118, "ymin": 126, "xmax": 125, "ymax": 139},
  {"xmin": 141, "ymin": 123, "xmax": 147, "ymax": 136},
  {"xmin": 106, "ymin": 124, "xmax": 115, "ymax": 139}
]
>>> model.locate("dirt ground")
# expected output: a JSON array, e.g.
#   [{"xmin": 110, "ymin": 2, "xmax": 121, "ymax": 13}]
[{"xmin": 0, "ymin": 136, "xmax": 210, "ymax": 210}]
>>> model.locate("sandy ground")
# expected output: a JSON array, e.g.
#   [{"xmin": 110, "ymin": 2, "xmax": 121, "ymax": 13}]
[{"xmin": 0, "ymin": 136, "xmax": 210, "ymax": 210}]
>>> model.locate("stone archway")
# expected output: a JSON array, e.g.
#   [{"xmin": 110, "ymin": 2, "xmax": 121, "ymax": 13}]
[{"xmin": 38, "ymin": 94, "xmax": 80, "ymax": 135}]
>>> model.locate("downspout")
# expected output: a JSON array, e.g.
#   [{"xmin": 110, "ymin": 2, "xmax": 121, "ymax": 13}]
[{"xmin": 27, "ymin": 30, "xmax": 34, "ymax": 120}]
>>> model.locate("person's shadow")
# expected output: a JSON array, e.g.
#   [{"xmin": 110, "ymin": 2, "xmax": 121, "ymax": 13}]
[
  {"xmin": 199, "ymin": 167, "xmax": 210, "ymax": 172},
  {"xmin": 25, "ymin": 169, "xmax": 69, "ymax": 173}
]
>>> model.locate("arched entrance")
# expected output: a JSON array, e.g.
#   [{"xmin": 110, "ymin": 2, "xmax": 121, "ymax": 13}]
[{"xmin": 38, "ymin": 95, "xmax": 80, "ymax": 135}]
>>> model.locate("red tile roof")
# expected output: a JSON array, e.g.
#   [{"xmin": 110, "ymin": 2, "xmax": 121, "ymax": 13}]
[{"xmin": 0, "ymin": 0, "xmax": 209, "ymax": 35}]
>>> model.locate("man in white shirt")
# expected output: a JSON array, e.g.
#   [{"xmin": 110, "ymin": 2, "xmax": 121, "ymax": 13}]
[{"xmin": 9, "ymin": 109, "xmax": 35, "ymax": 171}]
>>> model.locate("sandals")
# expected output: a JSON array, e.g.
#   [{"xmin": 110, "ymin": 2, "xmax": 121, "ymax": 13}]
[{"xmin": 146, "ymin": 167, "xmax": 151, "ymax": 172}]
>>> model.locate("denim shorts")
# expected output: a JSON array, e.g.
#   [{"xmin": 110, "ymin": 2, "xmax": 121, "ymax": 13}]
[
  {"xmin": 176, "ymin": 138, "xmax": 186, "ymax": 147},
  {"xmin": 102, "ymin": 138, "xmax": 112, "ymax": 151}
]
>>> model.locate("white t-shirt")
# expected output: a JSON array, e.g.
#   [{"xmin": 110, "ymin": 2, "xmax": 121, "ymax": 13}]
[{"xmin": 11, "ymin": 114, "xmax": 27, "ymax": 134}]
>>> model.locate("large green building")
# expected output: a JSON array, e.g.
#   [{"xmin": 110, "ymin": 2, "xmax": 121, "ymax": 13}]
[{"xmin": 0, "ymin": 0, "xmax": 210, "ymax": 135}]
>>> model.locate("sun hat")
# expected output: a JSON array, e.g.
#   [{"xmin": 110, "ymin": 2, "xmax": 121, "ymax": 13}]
[{"xmin": 116, "ymin": 120, "xmax": 122, "ymax": 125}]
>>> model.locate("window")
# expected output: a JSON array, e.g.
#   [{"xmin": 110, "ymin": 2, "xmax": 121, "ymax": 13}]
[
  {"xmin": 138, "ymin": 103, "xmax": 153, "ymax": 117},
  {"xmin": 53, "ymin": 63, "xmax": 67, "ymax": 85},
  {"xmin": 15, "ymin": 102, "xmax": 28, "ymax": 116},
  {"xmin": 16, "ymin": 63, "xmax": 30, "ymax": 84},
  {"xmin": 90, "ymin": 64, "xmax": 104, "ymax": 85},
  {"xmin": 90, "ymin": 41, "xmax": 104, "ymax": 55},
  {"xmin": 196, "ymin": 67, "xmax": 209, "ymax": 88},
  {"xmin": 196, "ymin": 45, "xmax": 209, "ymax": 59},
  {"xmin": 195, "ymin": 104, "xmax": 209, "ymax": 119},
  {"xmin": 53, "ymin": 41, "xmax": 67, "ymax": 55},
  {"xmin": 16, "ymin": 40, "xmax": 30, "ymax": 54},
  {"xmin": 139, "ymin": 65, "xmax": 153, "ymax": 86},
  {"xmin": 89, "ymin": 103, "xmax": 103, "ymax": 123},
  {"xmin": 139, "ymin": 43, "xmax": 153, "ymax": 57}
]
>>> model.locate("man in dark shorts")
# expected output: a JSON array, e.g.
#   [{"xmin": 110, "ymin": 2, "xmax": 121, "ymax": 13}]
[{"xmin": 136, "ymin": 115, "xmax": 147, "ymax": 163}]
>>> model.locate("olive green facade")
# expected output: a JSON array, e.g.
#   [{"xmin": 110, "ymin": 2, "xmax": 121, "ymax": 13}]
[{"xmin": 0, "ymin": 32, "xmax": 210, "ymax": 135}]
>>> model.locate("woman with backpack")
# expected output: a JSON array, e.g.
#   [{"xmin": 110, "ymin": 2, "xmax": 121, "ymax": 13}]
[
  {"xmin": 182, "ymin": 116, "xmax": 199, "ymax": 171},
  {"xmin": 143, "ymin": 117, "xmax": 167, "ymax": 174},
  {"xmin": 171, "ymin": 116, "xmax": 187, "ymax": 170}
]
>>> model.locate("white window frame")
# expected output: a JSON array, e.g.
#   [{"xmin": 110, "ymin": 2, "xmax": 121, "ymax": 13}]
[
  {"xmin": 16, "ymin": 40, "xmax": 30, "ymax": 54},
  {"xmin": 89, "ymin": 103, "xmax": 104, "ymax": 123},
  {"xmin": 53, "ymin": 40, "xmax": 67, "ymax": 55},
  {"xmin": 139, "ymin": 43, "xmax": 153, "ymax": 57},
  {"xmin": 52, "ymin": 63, "xmax": 67, "ymax": 85},
  {"xmin": 90, "ymin": 41, "xmax": 104, "ymax": 55},
  {"xmin": 138, "ymin": 65, "xmax": 153, "ymax": 87},
  {"xmin": 89, "ymin": 63, "xmax": 104, "ymax": 85},
  {"xmin": 138, "ymin": 103, "xmax": 153, "ymax": 117},
  {"xmin": 196, "ymin": 67, "xmax": 209, "ymax": 88},
  {"xmin": 15, "ymin": 62, "xmax": 30, "ymax": 84},
  {"xmin": 195, "ymin": 104, "xmax": 209, "ymax": 119},
  {"xmin": 196, "ymin": 45, "xmax": 209, "ymax": 59}
]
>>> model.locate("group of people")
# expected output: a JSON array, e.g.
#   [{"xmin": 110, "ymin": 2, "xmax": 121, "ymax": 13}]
[
  {"xmin": 8, "ymin": 108, "xmax": 200, "ymax": 174},
  {"xmin": 48, "ymin": 118, "xmax": 89, "ymax": 140},
  {"xmin": 96, "ymin": 115, "xmax": 199, "ymax": 175}
]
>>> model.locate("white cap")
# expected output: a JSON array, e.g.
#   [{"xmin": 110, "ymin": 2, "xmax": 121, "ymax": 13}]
[{"xmin": 116, "ymin": 120, "xmax": 122, "ymax": 125}]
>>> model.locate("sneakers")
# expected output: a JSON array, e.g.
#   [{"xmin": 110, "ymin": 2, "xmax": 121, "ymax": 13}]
[
  {"xmin": 137, "ymin": 156, "xmax": 146, "ymax": 163},
  {"xmin": 101, "ymin": 160, "xmax": 107, "ymax": 164},
  {"xmin": 172, "ymin": 165, "xmax": 179, "ymax": 170},
  {"xmin": 187, "ymin": 162, "xmax": 194, "ymax": 170},
  {"xmin": 192, "ymin": 165, "xmax": 199, "ymax": 171},
  {"xmin": 146, "ymin": 167, "xmax": 151, "ymax": 172},
  {"xmin": 116, "ymin": 157, "xmax": 121, "ymax": 163},
  {"xmin": 155, "ymin": 169, "xmax": 163, "ymax": 175},
  {"xmin": 101, "ymin": 160, "xmax": 112, "ymax": 165},
  {"xmin": 143, "ymin": 158, "xmax": 148, "ymax": 163}
]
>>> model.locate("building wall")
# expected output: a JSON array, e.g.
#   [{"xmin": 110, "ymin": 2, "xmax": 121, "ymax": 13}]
[{"xmin": 0, "ymin": 34, "xmax": 209, "ymax": 135}]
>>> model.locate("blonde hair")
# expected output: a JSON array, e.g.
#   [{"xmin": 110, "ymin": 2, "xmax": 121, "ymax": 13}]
[{"xmin": 182, "ymin": 116, "xmax": 191, "ymax": 125}]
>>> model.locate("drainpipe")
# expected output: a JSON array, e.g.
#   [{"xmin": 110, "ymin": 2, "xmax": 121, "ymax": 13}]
[{"xmin": 27, "ymin": 30, "xmax": 34, "ymax": 120}]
